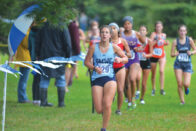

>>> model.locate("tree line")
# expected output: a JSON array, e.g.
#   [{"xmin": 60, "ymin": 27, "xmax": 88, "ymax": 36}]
[
  {"xmin": 77, "ymin": 0, "xmax": 196, "ymax": 37},
  {"xmin": 0, "ymin": 0, "xmax": 196, "ymax": 44}
]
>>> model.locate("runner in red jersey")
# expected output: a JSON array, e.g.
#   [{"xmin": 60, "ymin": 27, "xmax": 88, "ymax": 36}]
[
  {"xmin": 109, "ymin": 22, "xmax": 131, "ymax": 115},
  {"xmin": 150, "ymin": 21, "xmax": 169, "ymax": 96}
]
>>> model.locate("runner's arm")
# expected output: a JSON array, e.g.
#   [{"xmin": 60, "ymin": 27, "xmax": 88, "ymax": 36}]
[
  {"xmin": 84, "ymin": 45, "xmax": 95, "ymax": 70},
  {"xmin": 188, "ymin": 37, "xmax": 196, "ymax": 55},
  {"xmin": 145, "ymin": 39, "xmax": 153, "ymax": 58},
  {"xmin": 121, "ymin": 38, "xmax": 131, "ymax": 58},
  {"xmin": 150, "ymin": 32, "xmax": 157, "ymax": 46},
  {"xmin": 84, "ymin": 44, "xmax": 102, "ymax": 74},
  {"xmin": 113, "ymin": 44, "xmax": 128, "ymax": 64},
  {"xmin": 150, "ymin": 32, "xmax": 156, "ymax": 41},
  {"xmin": 163, "ymin": 33, "xmax": 169, "ymax": 46},
  {"xmin": 171, "ymin": 39, "xmax": 178, "ymax": 57},
  {"xmin": 136, "ymin": 32, "xmax": 145, "ymax": 44}
]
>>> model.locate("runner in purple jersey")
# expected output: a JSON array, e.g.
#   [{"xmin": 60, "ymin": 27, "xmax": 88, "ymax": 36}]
[
  {"xmin": 122, "ymin": 30, "xmax": 142, "ymax": 101},
  {"xmin": 122, "ymin": 31, "xmax": 140, "ymax": 66},
  {"xmin": 121, "ymin": 16, "xmax": 145, "ymax": 110}
]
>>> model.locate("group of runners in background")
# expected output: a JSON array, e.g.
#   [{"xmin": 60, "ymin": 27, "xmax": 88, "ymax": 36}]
[{"xmin": 84, "ymin": 16, "xmax": 196, "ymax": 131}]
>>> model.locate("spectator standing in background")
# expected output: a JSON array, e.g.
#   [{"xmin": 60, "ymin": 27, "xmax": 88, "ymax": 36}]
[
  {"xmin": 15, "ymin": 28, "xmax": 31, "ymax": 103},
  {"xmin": 65, "ymin": 20, "xmax": 81, "ymax": 92},
  {"xmin": 28, "ymin": 21, "xmax": 41, "ymax": 105},
  {"xmin": 79, "ymin": 12, "xmax": 88, "ymax": 31},
  {"xmin": 36, "ymin": 22, "xmax": 72, "ymax": 107}
]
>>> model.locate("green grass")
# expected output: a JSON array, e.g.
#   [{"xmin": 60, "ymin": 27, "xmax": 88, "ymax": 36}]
[{"xmin": 0, "ymin": 39, "xmax": 196, "ymax": 131}]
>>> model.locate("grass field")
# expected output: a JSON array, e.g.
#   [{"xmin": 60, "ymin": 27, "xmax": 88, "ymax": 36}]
[{"xmin": 0, "ymin": 39, "xmax": 196, "ymax": 131}]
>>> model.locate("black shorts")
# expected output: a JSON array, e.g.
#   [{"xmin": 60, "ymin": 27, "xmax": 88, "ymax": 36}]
[
  {"xmin": 91, "ymin": 76, "xmax": 116, "ymax": 87},
  {"xmin": 114, "ymin": 66, "xmax": 125, "ymax": 74},
  {"xmin": 140, "ymin": 59, "xmax": 151, "ymax": 69},
  {"xmin": 150, "ymin": 57, "xmax": 159, "ymax": 63}
]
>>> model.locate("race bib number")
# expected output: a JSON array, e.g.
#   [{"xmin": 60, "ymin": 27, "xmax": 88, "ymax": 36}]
[
  {"xmin": 157, "ymin": 39, "xmax": 165, "ymax": 46},
  {"xmin": 130, "ymin": 50, "xmax": 135, "ymax": 60},
  {"xmin": 138, "ymin": 52, "xmax": 146, "ymax": 61},
  {"xmin": 153, "ymin": 48, "xmax": 162, "ymax": 56},
  {"xmin": 178, "ymin": 53, "xmax": 189, "ymax": 62},
  {"xmin": 97, "ymin": 63, "xmax": 110, "ymax": 74}
]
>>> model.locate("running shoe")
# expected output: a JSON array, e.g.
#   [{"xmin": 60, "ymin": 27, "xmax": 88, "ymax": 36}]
[
  {"xmin": 128, "ymin": 103, "xmax": 137, "ymax": 110},
  {"xmin": 132, "ymin": 103, "xmax": 137, "ymax": 109},
  {"xmin": 115, "ymin": 110, "xmax": 122, "ymax": 115},
  {"xmin": 128, "ymin": 102, "xmax": 132, "ymax": 106},
  {"xmin": 151, "ymin": 89, "xmax": 155, "ymax": 96},
  {"xmin": 127, "ymin": 102, "xmax": 132, "ymax": 110},
  {"xmin": 185, "ymin": 87, "xmax": 189, "ymax": 95},
  {"xmin": 160, "ymin": 89, "xmax": 166, "ymax": 95},
  {"xmin": 180, "ymin": 102, "xmax": 185, "ymax": 105},
  {"xmin": 135, "ymin": 91, "xmax": 140, "ymax": 100},
  {"xmin": 140, "ymin": 99, "xmax": 145, "ymax": 105}
]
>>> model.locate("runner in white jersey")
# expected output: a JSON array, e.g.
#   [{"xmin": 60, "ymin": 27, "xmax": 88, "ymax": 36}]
[{"xmin": 135, "ymin": 25, "xmax": 153, "ymax": 104}]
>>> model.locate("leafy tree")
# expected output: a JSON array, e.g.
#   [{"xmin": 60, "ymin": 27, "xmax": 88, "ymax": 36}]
[
  {"xmin": 29, "ymin": 0, "xmax": 77, "ymax": 26},
  {"xmin": 0, "ymin": 0, "xmax": 77, "ymax": 44}
]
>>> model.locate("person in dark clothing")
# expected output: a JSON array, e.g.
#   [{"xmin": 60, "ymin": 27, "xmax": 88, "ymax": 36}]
[
  {"xmin": 69, "ymin": 20, "xmax": 81, "ymax": 56},
  {"xmin": 65, "ymin": 20, "xmax": 81, "ymax": 91},
  {"xmin": 28, "ymin": 21, "xmax": 40, "ymax": 105},
  {"xmin": 36, "ymin": 22, "xmax": 72, "ymax": 107}
]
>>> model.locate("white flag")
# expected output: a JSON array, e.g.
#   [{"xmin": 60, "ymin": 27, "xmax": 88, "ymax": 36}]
[
  {"xmin": 33, "ymin": 61, "xmax": 62, "ymax": 69},
  {"xmin": 9, "ymin": 61, "xmax": 41, "ymax": 75},
  {"xmin": 0, "ymin": 65, "xmax": 17, "ymax": 77}
]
